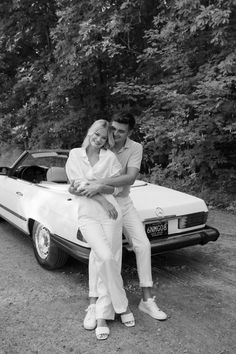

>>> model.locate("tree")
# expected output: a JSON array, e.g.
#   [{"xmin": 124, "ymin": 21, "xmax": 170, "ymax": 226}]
[
  {"xmin": 112, "ymin": 0, "xmax": 236, "ymax": 202},
  {"xmin": 0, "ymin": 0, "xmax": 58, "ymax": 148},
  {"xmin": 0, "ymin": 0, "xmax": 235, "ymax": 207}
]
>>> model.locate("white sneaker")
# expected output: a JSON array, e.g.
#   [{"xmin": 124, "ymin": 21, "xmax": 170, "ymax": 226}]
[
  {"xmin": 83, "ymin": 304, "xmax": 96, "ymax": 330},
  {"xmin": 138, "ymin": 296, "xmax": 167, "ymax": 320}
]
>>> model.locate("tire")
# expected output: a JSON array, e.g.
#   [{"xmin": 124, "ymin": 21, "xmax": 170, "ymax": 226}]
[{"xmin": 32, "ymin": 222, "xmax": 68, "ymax": 270}]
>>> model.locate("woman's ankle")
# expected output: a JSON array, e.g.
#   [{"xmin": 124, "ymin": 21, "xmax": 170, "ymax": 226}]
[
  {"xmin": 121, "ymin": 306, "xmax": 131, "ymax": 315},
  {"xmin": 97, "ymin": 318, "xmax": 107, "ymax": 327}
]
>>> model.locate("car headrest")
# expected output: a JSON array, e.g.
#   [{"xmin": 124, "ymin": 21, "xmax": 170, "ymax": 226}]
[{"xmin": 46, "ymin": 167, "xmax": 68, "ymax": 183}]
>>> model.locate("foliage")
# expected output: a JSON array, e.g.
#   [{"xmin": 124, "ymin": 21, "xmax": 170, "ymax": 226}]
[
  {"xmin": 0, "ymin": 0, "xmax": 236, "ymax": 208},
  {"xmin": 127, "ymin": 0, "xmax": 236, "ymax": 206}
]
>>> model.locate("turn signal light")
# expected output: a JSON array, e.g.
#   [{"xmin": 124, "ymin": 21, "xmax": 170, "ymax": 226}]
[
  {"xmin": 178, "ymin": 212, "xmax": 208, "ymax": 229},
  {"xmin": 178, "ymin": 216, "xmax": 188, "ymax": 229},
  {"xmin": 77, "ymin": 229, "xmax": 87, "ymax": 242}
]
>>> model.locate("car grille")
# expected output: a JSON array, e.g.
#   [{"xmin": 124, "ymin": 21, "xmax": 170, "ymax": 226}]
[{"xmin": 178, "ymin": 212, "xmax": 208, "ymax": 229}]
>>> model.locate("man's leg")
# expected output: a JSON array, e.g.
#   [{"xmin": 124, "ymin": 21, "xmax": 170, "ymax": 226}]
[{"xmin": 117, "ymin": 196, "xmax": 167, "ymax": 320}]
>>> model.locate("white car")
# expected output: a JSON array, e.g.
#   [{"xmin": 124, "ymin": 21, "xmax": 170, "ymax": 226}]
[{"xmin": 0, "ymin": 150, "xmax": 219, "ymax": 269}]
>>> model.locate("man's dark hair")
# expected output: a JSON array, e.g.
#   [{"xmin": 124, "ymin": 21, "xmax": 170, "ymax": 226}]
[{"xmin": 111, "ymin": 112, "xmax": 136, "ymax": 130}]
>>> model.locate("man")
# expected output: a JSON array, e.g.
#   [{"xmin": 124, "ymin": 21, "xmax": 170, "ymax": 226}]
[{"xmin": 73, "ymin": 112, "xmax": 167, "ymax": 329}]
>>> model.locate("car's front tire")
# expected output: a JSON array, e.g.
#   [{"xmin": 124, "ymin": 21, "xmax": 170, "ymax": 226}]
[{"xmin": 32, "ymin": 222, "xmax": 68, "ymax": 270}]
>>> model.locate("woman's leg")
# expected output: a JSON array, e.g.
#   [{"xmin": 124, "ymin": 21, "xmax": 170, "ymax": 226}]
[
  {"xmin": 87, "ymin": 209, "xmax": 123, "ymax": 302},
  {"xmin": 88, "ymin": 250, "xmax": 99, "ymax": 298},
  {"xmin": 95, "ymin": 217, "xmax": 134, "ymax": 327},
  {"xmin": 79, "ymin": 218, "xmax": 128, "ymax": 320}
]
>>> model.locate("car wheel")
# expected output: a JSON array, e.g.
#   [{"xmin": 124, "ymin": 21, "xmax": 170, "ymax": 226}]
[{"xmin": 32, "ymin": 222, "xmax": 68, "ymax": 270}]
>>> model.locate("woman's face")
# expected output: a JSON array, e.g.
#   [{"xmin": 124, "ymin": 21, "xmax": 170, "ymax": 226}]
[{"xmin": 89, "ymin": 127, "xmax": 108, "ymax": 149}]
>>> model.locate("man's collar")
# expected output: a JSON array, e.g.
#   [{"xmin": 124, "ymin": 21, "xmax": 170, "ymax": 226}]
[
  {"xmin": 81, "ymin": 147, "xmax": 87, "ymax": 157},
  {"xmin": 124, "ymin": 137, "xmax": 132, "ymax": 148},
  {"xmin": 115, "ymin": 137, "xmax": 132, "ymax": 153}
]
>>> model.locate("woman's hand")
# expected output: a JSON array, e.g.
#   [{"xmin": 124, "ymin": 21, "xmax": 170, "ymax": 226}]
[
  {"xmin": 69, "ymin": 181, "xmax": 118, "ymax": 219},
  {"xmin": 68, "ymin": 180, "xmax": 85, "ymax": 196},
  {"xmin": 100, "ymin": 199, "xmax": 118, "ymax": 219},
  {"xmin": 68, "ymin": 185, "xmax": 81, "ymax": 196}
]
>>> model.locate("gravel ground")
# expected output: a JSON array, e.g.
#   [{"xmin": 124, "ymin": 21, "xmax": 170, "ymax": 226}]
[{"xmin": 0, "ymin": 209, "xmax": 235, "ymax": 354}]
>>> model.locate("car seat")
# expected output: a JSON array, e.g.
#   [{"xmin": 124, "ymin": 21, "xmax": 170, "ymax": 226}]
[{"xmin": 46, "ymin": 167, "xmax": 68, "ymax": 183}]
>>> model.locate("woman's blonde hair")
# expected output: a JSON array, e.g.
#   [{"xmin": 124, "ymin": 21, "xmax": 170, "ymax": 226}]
[{"xmin": 82, "ymin": 119, "xmax": 114, "ymax": 149}]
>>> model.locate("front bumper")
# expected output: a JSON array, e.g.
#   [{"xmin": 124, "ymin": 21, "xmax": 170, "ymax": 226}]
[
  {"xmin": 51, "ymin": 233, "xmax": 90, "ymax": 263},
  {"xmin": 51, "ymin": 225, "xmax": 220, "ymax": 263},
  {"xmin": 148, "ymin": 225, "xmax": 220, "ymax": 255}
]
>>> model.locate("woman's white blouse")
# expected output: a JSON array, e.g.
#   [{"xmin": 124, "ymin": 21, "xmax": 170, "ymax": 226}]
[
  {"xmin": 65, "ymin": 147, "xmax": 122, "ymax": 184},
  {"xmin": 65, "ymin": 148, "xmax": 122, "ymax": 224}
]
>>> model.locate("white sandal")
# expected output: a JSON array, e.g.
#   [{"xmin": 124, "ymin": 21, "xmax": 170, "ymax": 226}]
[
  {"xmin": 121, "ymin": 312, "xmax": 135, "ymax": 327},
  {"xmin": 95, "ymin": 326, "xmax": 110, "ymax": 340}
]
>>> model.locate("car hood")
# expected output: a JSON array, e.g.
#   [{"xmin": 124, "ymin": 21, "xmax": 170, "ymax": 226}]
[{"xmin": 130, "ymin": 181, "xmax": 208, "ymax": 220}]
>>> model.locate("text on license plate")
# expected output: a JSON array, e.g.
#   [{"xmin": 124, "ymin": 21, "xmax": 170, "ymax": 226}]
[{"xmin": 145, "ymin": 221, "xmax": 168, "ymax": 238}]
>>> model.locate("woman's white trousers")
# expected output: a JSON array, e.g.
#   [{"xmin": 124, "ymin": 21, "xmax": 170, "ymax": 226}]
[{"xmin": 79, "ymin": 198, "xmax": 128, "ymax": 320}]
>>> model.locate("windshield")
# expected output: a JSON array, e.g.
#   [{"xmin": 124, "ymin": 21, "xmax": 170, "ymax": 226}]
[{"xmin": 9, "ymin": 151, "xmax": 69, "ymax": 184}]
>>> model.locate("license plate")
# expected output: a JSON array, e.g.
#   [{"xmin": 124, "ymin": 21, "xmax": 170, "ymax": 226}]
[{"xmin": 145, "ymin": 221, "xmax": 168, "ymax": 238}]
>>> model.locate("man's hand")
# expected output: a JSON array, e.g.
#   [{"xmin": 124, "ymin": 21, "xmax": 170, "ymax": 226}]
[
  {"xmin": 68, "ymin": 182, "xmax": 118, "ymax": 219},
  {"xmin": 68, "ymin": 180, "xmax": 88, "ymax": 196},
  {"xmin": 95, "ymin": 166, "xmax": 140, "ymax": 187},
  {"xmin": 78, "ymin": 182, "xmax": 102, "ymax": 197},
  {"xmin": 68, "ymin": 180, "xmax": 102, "ymax": 197}
]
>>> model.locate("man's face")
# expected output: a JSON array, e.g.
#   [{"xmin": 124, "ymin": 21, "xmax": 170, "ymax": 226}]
[{"xmin": 111, "ymin": 121, "xmax": 131, "ymax": 146}]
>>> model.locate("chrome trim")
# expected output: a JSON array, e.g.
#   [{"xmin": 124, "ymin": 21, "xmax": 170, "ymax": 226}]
[
  {"xmin": 51, "ymin": 233, "xmax": 90, "ymax": 262},
  {"xmin": 144, "ymin": 215, "xmax": 177, "ymax": 223},
  {"xmin": 131, "ymin": 182, "xmax": 148, "ymax": 188},
  {"xmin": 0, "ymin": 213, "xmax": 29, "ymax": 234},
  {"xmin": 0, "ymin": 204, "xmax": 27, "ymax": 221}
]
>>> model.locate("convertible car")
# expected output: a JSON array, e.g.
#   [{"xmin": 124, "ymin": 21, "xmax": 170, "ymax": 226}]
[{"xmin": 0, "ymin": 150, "xmax": 219, "ymax": 270}]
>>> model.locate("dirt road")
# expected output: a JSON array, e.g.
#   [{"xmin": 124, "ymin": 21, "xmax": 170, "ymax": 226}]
[{"xmin": 0, "ymin": 210, "xmax": 235, "ymax": 354}]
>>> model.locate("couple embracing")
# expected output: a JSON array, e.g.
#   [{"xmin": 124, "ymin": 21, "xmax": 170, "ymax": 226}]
[{"xmin": 65, "ymin": 112, "xmax": 167, "ymax": 340}]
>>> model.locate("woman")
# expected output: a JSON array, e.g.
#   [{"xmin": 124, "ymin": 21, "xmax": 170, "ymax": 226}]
[{"xmin": 65, "ymin": 120, "xmax": 135, "ymax": 340}]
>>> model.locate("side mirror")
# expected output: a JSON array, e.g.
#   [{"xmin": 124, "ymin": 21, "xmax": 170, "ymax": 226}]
[{"xmin": 0, "ymin": 167, "xmax": 9, "ymax": 175}]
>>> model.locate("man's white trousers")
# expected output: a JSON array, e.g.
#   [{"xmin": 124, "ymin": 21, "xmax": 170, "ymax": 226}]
[{"xmin": 89, "ymin": 196, "xmax": 153, "ymax": 304}]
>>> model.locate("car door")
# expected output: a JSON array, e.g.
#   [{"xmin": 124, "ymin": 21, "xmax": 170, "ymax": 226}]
[{"xmin": 0, "ymin": 174, "xmax": 33, "ymax": 232}]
